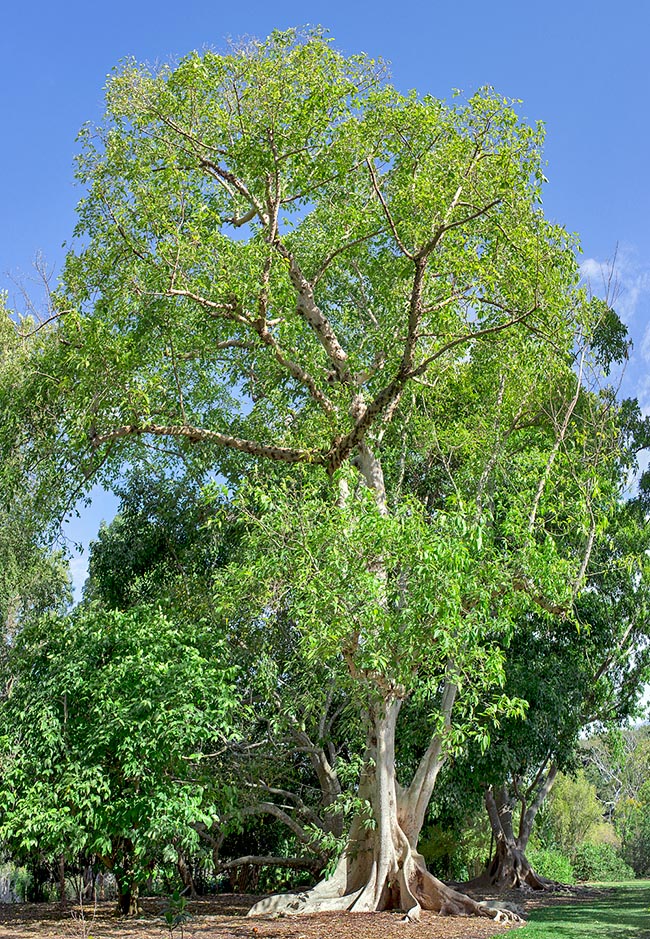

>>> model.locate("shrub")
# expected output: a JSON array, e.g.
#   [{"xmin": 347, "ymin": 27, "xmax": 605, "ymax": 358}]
[
  {"xmin": 419, "ymin": 819, "xmax": 490, "ymax": 883},
  {"xmin": 572, "ymin": 842, "xmax": 635, "ymax": 882},
  {"xmin": 526, "ymin": 847, "xmax": 575, "ymax": 884}
]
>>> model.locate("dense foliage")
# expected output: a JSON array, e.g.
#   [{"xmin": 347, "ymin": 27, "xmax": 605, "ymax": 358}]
[
  {"xmin": 572, "ymin": 842, "xmax": 635, "ymax": 883},
  {"xmin": 0, "ymin": 605, "xmax": 239, "ymax": 911}
]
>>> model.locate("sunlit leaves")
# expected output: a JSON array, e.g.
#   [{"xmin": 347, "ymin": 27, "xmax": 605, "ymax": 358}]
[{"xmin": 0, "ymin": 605, "xmax": 239, "ymax": 873}]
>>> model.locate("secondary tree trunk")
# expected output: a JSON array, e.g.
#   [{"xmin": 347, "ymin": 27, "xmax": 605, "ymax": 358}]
[
  {"xmin": 100, "ymin": 845, "xmax": 141, "ymax": 916},
  {"xmin": 116, "ymin": 881, "xmax": 140, "ymax": 917},
  {"xmin": 177, "ymin": 850, "xmax": 197, "ymax": 898},
  {"xmin": 477, "ymin": 772, "xmax": 558, "ymax": 891},
  {"xmin": 58, "ymin": 855, "xmax": 66, "ymax": 905},
  {"xmin": 249, "ymin": 690, "xmax": 521, "ymax": 923}
]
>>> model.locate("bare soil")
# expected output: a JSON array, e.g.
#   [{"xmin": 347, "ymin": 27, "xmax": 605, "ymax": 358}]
[{"xmin": 0, "ymin": 886, "xmax": 604, "ymax": 939}]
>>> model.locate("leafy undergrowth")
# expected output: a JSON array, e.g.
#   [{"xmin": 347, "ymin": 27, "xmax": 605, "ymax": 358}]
[{"xmin": 500, "ymin": 880, "xmax": 650, "ymax": 939}]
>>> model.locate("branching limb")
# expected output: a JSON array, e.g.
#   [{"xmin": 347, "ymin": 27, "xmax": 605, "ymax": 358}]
[
  {"xmin": 519, "ymin": 761, "xmax": 558, "ymax": 843},
  {"xmin": 271, "ymin": 239, "xmax": 351, "ymax": 382},
  {"xmin": 528, "ymin": 346, "xmax": 586, "ymax": 531},
  {"xmin": 254, "ymin": 322, "xmax": 335, "ymax": 414},
  {"xmin": 312, "ymin": 227, "xmax": 385, "ymax": 286},
  {"xmin": 17, "ymin": 309, "xmax": 74, "ymax": 338},
  {"xmin": 250, "ymin": 783, "xmax": 325, "ymax": 830},
  {"xmin": 225, "ymin": 207, "xmax": 257, "ymax": 228},
  {"xmin": 239, "ymin": 802, "xmax": 318, "ymax": 846},
  {"xmin": 326, "ymin": 305, "xmax": 537, "ymax": 473},
  {"xmin": 89, "ymin": 422, "xmax": 315, "ymax": 464},
  {"xmin": 199, "ymin": 158, "xmax": 269, "ymax": 224},
  {"xmin": 512, "ymin": 577, "xmax": 568, "ymax": 616},
  {"xmin": 403, "ymin": 673, "xmax": 457, "ymax": 834},
  {"xmin": 167, "ymin": 287, "xmax": 250, "ymax": 325},
  {"xmin": 418, "ymin": 197, "xmax": 501, "ymax": 258},
  {"xmin": 365, "ymin": 158, "xmax": 414, "ymax": 260}
]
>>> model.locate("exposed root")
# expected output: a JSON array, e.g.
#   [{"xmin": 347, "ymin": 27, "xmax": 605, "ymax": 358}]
[
  {"xmin": 247, "ymin": 850, "xmax": 365, "ymax": 917},
  {"xmin": 247, "ymin": 881, "xmax": 365, "ymax": 916},
  {"xmin": 400, "ymin": 907, "xmax": 421, "ymax": 923},
  {"xmin": 464, "ymin": 847, "xmax": 559, "ymax": 894},
  {"xmin": 477, "ymin": 900, "xmax": 526, "ymax": 923},
  {"xmin": 249, "ymin": 842, "xmax": 527, "ymax": 922}
]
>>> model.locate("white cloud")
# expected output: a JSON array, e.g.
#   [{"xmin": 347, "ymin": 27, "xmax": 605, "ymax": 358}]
[
  {"xmin": 636, "ymin": 373, "xmax": 650, "ymax": 414},
  {"xmin": 580, "ymin": 245, "xmax": 650, "ymax": 421},
  {"xmin": 641, "ymin": 325, "xmax": 650, "ymax": 365},
  {"xmin": 580, "ymin": 257, "xmax": 603, "ymax": 281},
  {"xmin": 580, "ymin": 244, "xmax": 650, "ymax": 326}
]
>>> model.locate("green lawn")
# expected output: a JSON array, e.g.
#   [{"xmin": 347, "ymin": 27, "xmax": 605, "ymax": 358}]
[{"xmin": 498, "ymin": 881, "xmax": 650, "ymax": 938}]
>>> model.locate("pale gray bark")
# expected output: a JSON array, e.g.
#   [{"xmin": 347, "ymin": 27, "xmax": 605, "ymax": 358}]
[{"xmin": 399, "ymin": 675, "xmax": 457, "ymax": 845}]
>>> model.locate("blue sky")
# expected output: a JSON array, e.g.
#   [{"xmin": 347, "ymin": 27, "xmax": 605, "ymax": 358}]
[{"xmin": 2, "ymin": 0, "xmax": 649, "ymax": 595}]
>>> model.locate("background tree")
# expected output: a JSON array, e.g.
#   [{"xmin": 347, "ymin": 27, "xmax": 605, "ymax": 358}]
[
  {"xmin": 449, "ymin": 418, "xmax": 650, "ymax": 892},
  {"xmin": 83, "ymin": 470, "xmax": 360, "ymax": 889},
  {"xmin": 582, "ymin": 725, "xmax": 650, "ymax": 876},
  {"xmin": 84, "ymin": 470, "xmax": 227, "ymax": 612},
  {"xmin": 0, "ymin": 605, "xmax": 239, "ymax": 914},
  {"xmin": 0, "ymin": 295, "xmax": 71, "ymax": 635}
]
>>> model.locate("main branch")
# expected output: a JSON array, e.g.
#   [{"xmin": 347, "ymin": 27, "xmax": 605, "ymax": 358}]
[{"xmin": 89, "ymin": 423, "xmax": 315, "ymax": 464}]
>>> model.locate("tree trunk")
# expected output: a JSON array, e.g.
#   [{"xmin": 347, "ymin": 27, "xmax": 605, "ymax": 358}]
[
  {"xmin": 116, "ymin": 881, "xmax": 140, "ymax": 917},
  {"xmin": 58, "ymin": 855, "xmax": 67, "ymax": 905},
  {"xmin": 100, "ymin": 840, "xmax": 141, "ymax": 916},
  {"xmin": 177, "ymin": 851, "xmax": 197, "ymax": 898},
  {"xmin": 249, "ymin": 692, "xmax": 521, "ymax": 923},
  {"xmin": 249, "ymin": 455, "xmax": 519, "ymax": 922},
  {"xmin": 476, "ymin": 775, "xmax": 558, "ymax": 891}
]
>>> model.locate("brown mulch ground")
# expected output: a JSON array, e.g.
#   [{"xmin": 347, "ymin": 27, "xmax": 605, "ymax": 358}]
[{"xmin": 0, "ymin": 886, "xmax": 605, "ymax": 939}]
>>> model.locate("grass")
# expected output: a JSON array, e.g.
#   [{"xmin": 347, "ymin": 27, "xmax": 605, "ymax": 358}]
[{"xmin": 501, "ymin": 880, "xmax": 650, "ymax": 938}]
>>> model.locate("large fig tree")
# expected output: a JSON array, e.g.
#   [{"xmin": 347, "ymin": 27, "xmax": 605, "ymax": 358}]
[{"xmin": 0, "ymin": 28, "xmax": 625, "ymax": 921}]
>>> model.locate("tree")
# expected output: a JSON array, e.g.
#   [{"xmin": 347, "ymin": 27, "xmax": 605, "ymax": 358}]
[
  {"xmin": 85, "ymin": 472, "xmax": 359, "ymax": 888},
  {"xmin": 84, "ymin": 470, "xmax": 227, "ymax": 611},
  {"xmin": 0, "ymin": 605, "xmax": 239, "ymax": 914},
  {"xmin": 0, "ymin": 295, "xmax": 71, "ymax": 635},
  {"xmin": 466, "ymin": 456, "xmax": 650, "ymax": 890},
  {"xmin": 583, "ymin": 725, "xmax": 650, "ymax": 823},
  {"xmin": 538, "ymin": 771, "xmax": 604, "ymax": 856},
  {"xmin": 582, "ymin": 725, "xmax": 650, "ymax": 875},
  {"xmin": 0, "ymin": 502, "xmax": 70, "ymax": 638},
  {"xmin": 0, "ymin": 28, "xmax": 625, "ymax": 921}
]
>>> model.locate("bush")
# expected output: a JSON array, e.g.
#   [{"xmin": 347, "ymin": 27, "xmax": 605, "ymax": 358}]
[
  {"xmin": 526, "ymin": 847, "xmax": 575, "ymax": 884},
  {"xmin": 0, "ymin": 862, "xmax": 27, "ymax": 903},
  {"xmin": 419, "ymin": 819, "xmax": 490, "ymax": 883},
  {"xmin": 572, "ymin": 842, "xmax": 635, "ymax": 882}
]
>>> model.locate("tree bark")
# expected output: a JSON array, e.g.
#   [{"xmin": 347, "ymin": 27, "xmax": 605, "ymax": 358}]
[
  {"xmin": 100, "ymin": 845, "xmax": 141, "ymax": 916},
  {"xmin": 248, "ymin": 449, "xmax": 521, "ymax": 923},
  {"xmin": 177, "ymin": 850, "xmax": 197, "ymax": 898},
  {"xmin": 58, "ymin": 855, "xmax": 66, "ymax": 906}
]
